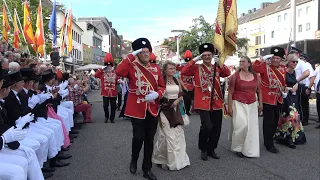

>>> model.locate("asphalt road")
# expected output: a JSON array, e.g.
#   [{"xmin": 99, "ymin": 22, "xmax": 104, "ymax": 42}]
[{"xmin": 51, "ymin": 91, "xmax": 320, "ymax": 180}]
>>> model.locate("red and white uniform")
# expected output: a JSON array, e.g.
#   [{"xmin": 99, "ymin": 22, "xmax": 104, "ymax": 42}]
[
  {"xmin": 177, "ymin": 64, "xmax": 194, "ymax": 91},
  {"xmin": 95, "ymin": 69, "xmax": 119, "ymax": 97},
  {"xmin": 115, "ymin": 54, "xmax": 166, "ymax": 119}
]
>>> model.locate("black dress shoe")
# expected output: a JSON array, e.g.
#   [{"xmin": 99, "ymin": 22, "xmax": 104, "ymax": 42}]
[
  {"xmin": 236, "ymin": 152, "xmax": 244, "ymax": 158},
  {"xmin": 129, "ymin": 161, "xmax": 137, "ymax": 174},
  {"xmin": 201, "ymin": 150, "xmax": 208, "ymax": 161},
  {"xmin": 58, "ymin": 153, "xmax": 72, "ymax": 160},
  {"xmin": 70, "ymin": 139, "xmax": 74, "ymax": 143},
  {"xmin": 42, "ymin": 167, "xmax": 56, "ymax": 173},
  {"xmin": 70, "ymin": 129, "xmax": 79, "ymax": 134},
  {"xmin": 208, "ymin": 151, "xmax": 220, "ymax": 159},
  {"xmin": 61, "ymin": 147, "xmax": 69, "ymax": 151},
  {"xmin": 104, "ymin": 118, "xmax": 109, "ymax": 123},
  {"xmin": 143, "ymin": 170, "xmax": 157, "ymax": 180},
  {"xmin": 302, "ymin": 122, "xmax": 309, "ymax": 126},
  {"xmin": 288, "ymin": 144, "xmax": 296, "ymax": 149},
  {"xmin": 267, "ymin": 147, "xmax": 279, "ymax": 153},
  {"xmin": 43, "ymin": 172, "xmax": 53, "ymax": 179},
  {"xmin": 54, "ymin": 160, "xmax": 70, "ymax": 167},
  {"xmin": 186, "ymin": 112, "xmax": 191, "ymax": 116},
  {"xmin": 69, "ymin": 134, "xmax": 78, "ymax": 139},
  {"xmin": 111, "ymin": 120, "xmax": 115, "ymax": 123},
  {"xmin": 316, "ymin": 125, "xmax": 320, "ymax": 129}
]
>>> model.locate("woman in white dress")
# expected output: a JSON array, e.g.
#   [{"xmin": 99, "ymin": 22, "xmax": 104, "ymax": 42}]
[{"xmin": 152, "ymin": 61, "xmax": 190, "ymax": 170}]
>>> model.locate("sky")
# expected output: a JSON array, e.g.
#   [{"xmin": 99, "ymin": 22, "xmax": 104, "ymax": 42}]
[{"xmin": 58, "ymin": 0, "xmax": 278, "ymax": 46}]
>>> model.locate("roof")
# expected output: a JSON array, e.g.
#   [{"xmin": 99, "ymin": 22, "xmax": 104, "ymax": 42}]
[{"xmin": 238, "ymin": 0, "xmax": 312, "ymax": 25}]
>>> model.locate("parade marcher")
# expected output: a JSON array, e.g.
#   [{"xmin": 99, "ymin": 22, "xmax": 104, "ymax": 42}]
[
  {"xmin": 274, "ymin": 54, "xmax": 307, "ymax": 148},
  {"xmin": 228, "ymin": 56, "xmax": 262, "ymax": 158},
  {"xmin": 177, "ymin": 50, "xmax": 194, "ymax": 116},
  {"xmin": 116, "ymin": 38, "xmax": 166, "ymax": 180},
  {"xmin": 152, "ymin": 60, "xmax": 190, "ymax": 170},
  {"xmin": 116, "ymin": 77, "xmax": 123, "ymax": 111},
  {"xmin": 119, "ymin": 78, "xmax": 129, "ymax": 119},
  {"xmin": 252, "ymin": 47, "xmax": 287, "ymax": 153},
  {"xmin": 181, "ymin": 43, "xmax": 231, "ymax": 160},
  {"xmin": 95, "ymin": 53, "xmax": 119, "ymax": 123},
  {"xmin": 150, "ymin": 52, "xmax": 157, "ymax": 64},
  {"xmin": 314, "ymin": 64, "xmax": 320, "ymax": 129}
]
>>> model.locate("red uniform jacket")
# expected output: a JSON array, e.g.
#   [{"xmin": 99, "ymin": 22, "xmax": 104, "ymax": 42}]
[
  {"xmin": 95, "ymin": 69, "xmax": 119, "ymax": 97},
  {"xmin": 181, "ymin": 60, "xmax": 230, "ymax": 112},
  {"xmin": 115, "ymin": 54, "xmax": 166, "ymax": 119},
  {"xmin": 253, "ymin": 61, "xmax": 286, "ymax": 105},
  {"xmin": 177, "ymin": 64, "xmax": 194, "ymax": 91}
]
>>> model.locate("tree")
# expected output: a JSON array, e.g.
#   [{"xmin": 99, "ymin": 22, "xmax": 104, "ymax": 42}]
[
  {"xmin": 5, "ymin": 0, "xmax": 62, "ymax": 56},
  {"xmin": 236, "ymin": 36, "xmax": 250, "ymax": 57},
  {"xmin": 179, "ymin": 16, "xmax": 214, "ymax": 57},
  {"xmin": 162, "ymin": 39, "xmax": 177, "ymax": 52}
]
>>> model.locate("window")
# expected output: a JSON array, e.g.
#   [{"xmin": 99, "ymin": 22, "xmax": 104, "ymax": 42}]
[
  {"xmin": 306, "ymin": 6, "xmax": 310, "ymax": 15},
  {"xmin": 298, "ymin": 25, "xmax": 302, "ymax": 32},
  {"xmin": 277, "ymin": 15, "xmax": 281, "ymax": 22},
  {"xmin": 298, "ymin": 9, "xmax": 302, "ymax": 17},
  {"xmin": 255, "ymin": 36, "xmax": 261, "ymax": 45},
  {"xmin": 271, "ymin": 31, "xmax": 275, "ymax": 38},
  {"xmin": 284, "ymin": 13, "xmax": 288, "ymax": 21},
  {"xmin": 306, "ymin": 23, "xmax": 310, "ymax": 31}
]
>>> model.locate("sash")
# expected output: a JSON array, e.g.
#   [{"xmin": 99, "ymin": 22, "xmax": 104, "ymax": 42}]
[
  {"xmin": 270, "ymin": 65, "xmax": 286, "ymax": 87},
  {"xmin": 133, "ymin": 62, "xmax": 158, "ymax": 91}
]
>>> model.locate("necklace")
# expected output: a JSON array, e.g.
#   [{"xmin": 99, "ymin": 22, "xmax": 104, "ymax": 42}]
[{"xmin": 167, "ymin": 79, "xmax": 174, "ymax": 85}]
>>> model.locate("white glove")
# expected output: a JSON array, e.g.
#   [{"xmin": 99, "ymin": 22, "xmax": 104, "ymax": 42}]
[
  {"xmin": 282, "ymin": 92, "xmax": 288, "ymax": 98},
  {"xmin": 37, "ymin": 93, "xmax": 51, "ymax": 104},
  {"xmin": 74, "ymin": 84, "xmax": 79, "ymax": 89},
  {"xmin": 2, "ymin": 127, "xmax": 27, "ymax": 143},
  {"xmin": 28, "ymin": 95, "xmax": 40, "ymax": 109},
  {"xmin": 263, "ymin": 54, "xmax": 274, "ymax": 61},
  {"xmin": 145, "ymin": 91, "xmax": 159, "ymax": 102},
  {"xmin": 193, "ymin": 54, "xmax": 203, "ymax": 62},
  {"xmin": 132, "ymin": 48, "xmax": 143, "ymax": 56},
  {"xmin": 61, "ymin": 89, "xmax": 69, "ymax": 98},
  {"xmin": 18, "ymin": 144, "xmax": 34, "ymax": 157},
  {"xmin": 62, "ymin": 80, "xmax": 68, "ymax": 89},
  {"xmin": 117, "ymin": 79, "xmax": 123, "ymax": 84},
  {"xmin": 15, "ymin": 113, "xmax": 34, "ymax": 129}
]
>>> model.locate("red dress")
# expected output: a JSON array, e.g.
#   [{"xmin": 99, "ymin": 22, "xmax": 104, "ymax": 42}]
[{"xmin": 228, "ymin": 72, "xmax": 260, "ymax": 104}]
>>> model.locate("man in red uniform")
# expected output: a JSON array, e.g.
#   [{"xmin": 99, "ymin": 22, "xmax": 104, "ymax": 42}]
[
  {"xmin": 253, "ymin": 47, "xmax": 286, "ymax": 153},
  {"xmin": 149, "ymin": 52, "xmax": 157, "ymax": 64},
  {"xmin": 177, "ymin": 50, "xmax": 194, "ymax": 115},
  {"xmin": 95, "ymin": 53, "xmax": 119, "ymax": 123},
  {"xmin": 181, "ymin": 43, "xmax": 230, "ymax": 160},
  {"xmin": 115, "ymin": 38, "xmax": 165, "ymax": 180}
]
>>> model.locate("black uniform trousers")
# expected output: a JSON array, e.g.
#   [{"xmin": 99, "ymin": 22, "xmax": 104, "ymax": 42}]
[
  {"xmin": 263, "ymin": 103, "xmax": 282, "ymax": 149},
  {"xmin": 103, "ymin": 96, "xmax": 117, "ymax": 121},
  {"xmin": 183, "ymin": 90, "xmax": 194, "ymax": 114},
  {"xmin": 117, "ymin": 92, "xmax": 122, "ymax": 109},
  {"xmin": 297, "ymin": 86, "xmax": 310, "ymax": 123},
  {"xmin": 131, "ymin": 112, "xmax": 158, "ymax": 171},
  {"xmin": 198, "ymin": 109, "xmax": 223, "ymax": 152},
  {"xmin": 317, "ymin": 93, "xmax": 320, "ymax": 121}
]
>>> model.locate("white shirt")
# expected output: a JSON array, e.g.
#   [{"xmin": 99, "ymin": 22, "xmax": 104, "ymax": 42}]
[
  {"xmin": 314, "ymin": 66, "xmax": 320, "ymax": 93},
  {"xmin": 295, "ymin": 59, "xmax": 310, "ymax": 86}
]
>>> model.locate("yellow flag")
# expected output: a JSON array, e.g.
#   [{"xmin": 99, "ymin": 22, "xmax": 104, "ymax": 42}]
[
  {"xmin": 35, "ymin": 1, "xmax": 45, "ymax": 57},
  {"xmin": 13, "ymin": 12, "xmax": 20, "ymax": 49},
  {"xmin": 213, "ymin": 0, "xmax": 238, "ymax": 64},
  {"xmin": 67, "ymin": 9, "xmax": 73, "ymax": 54},
  {"xmin": 23, "ymin": 1, "xmax": 36, "ymax": 52},
  {"xmin": 2, "ymin": 5, "xmax": 10, "ymax": 42}
]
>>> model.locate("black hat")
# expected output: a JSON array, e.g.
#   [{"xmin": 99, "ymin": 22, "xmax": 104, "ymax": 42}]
[
  {"xmin": 300, "ymin": 53, "xmax": 310, "ymax": 61},
  {"xmin": 199, "ymin": 43, "xmax": 215, "ymax": 54},
  {"xmin": 2, "ymin": 70, "xmax": 14, "ymax": 89},
  {"xmin": 62, "ymin": 72, "xmax": 70, "ymax": 81},
  {"xmin": 132, "ymin": 38, "xmax": 152, "ymax": 52},
  {"xmin": 289, "ymin": 47, "xmax": 303, "ymax": 54},
  {"xmin": 20, "ymin": 68, "xmax": 36, "ymax": 81},
  {"xmin": 34, "ymin": 75, "xmax": 41, "ymax": 83},
  {"xmin": 41, "ymin": 69, "xmax": 55, "ymax": 82},
  {"xmin": 270, "ymin": 47, "xmax": 285, "ymax": 59},
  {"xmin": 9, "ymin": 70, "xmax": 24, "ymax": 84}
]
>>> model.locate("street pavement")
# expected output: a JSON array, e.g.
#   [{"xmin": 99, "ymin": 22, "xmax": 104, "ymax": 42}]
[{"xmin": 51, "ymin": 90, "xmax": 319, "ymax": 180}]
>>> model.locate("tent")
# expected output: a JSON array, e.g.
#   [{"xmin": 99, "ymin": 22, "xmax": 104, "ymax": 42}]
[
  {"xmin": 195, "ymin": 56, "xmax": 240, "ymax": 66},
  {"xmin": 75, "ymin": 64, "xmax": 105, "ymax": 71}
]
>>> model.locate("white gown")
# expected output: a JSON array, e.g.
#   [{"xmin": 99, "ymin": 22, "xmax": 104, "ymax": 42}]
[{"xmin": 152, "ymin": 85, "xmax": 190, "ymax": 170}]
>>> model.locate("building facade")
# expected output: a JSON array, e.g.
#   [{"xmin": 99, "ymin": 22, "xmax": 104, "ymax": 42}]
[{"xmin": 83, "ymin": 44, "xmax": 93, "ymax": 65}]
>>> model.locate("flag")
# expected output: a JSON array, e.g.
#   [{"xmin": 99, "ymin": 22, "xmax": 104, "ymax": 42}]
[
  {"xmin": 48, "ymin": 0, "xmax": 57, "ymax": 46},
  {"xmin": 67, "ymin": 9, "xmax": 73, "ymax": 54},
  {"xmin": 2, "ymin": 5, "xmax": 10, "ymax": 42},
  {"xmin": 13, "ymin": 12, "xmax": 20, "ymax": 49},
  {"xmin": 213, "ymin": 0, "xmax": 238, "ymax": 64},
  {"xmin": 35, "ymin": 0, "xmax": 45, "ymax": 57},
  {"xmin": 23, "ymin": 1, "xmax": 36, "ymax": 52},
  {"xmin": 59, "ymin": 10, "xmax": 68, "ymax": 55}
]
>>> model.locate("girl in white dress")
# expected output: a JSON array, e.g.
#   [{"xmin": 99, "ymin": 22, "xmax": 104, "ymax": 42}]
[{"xmin": 152, "ymin": 61, "xmax": 190, "ymax": 170}]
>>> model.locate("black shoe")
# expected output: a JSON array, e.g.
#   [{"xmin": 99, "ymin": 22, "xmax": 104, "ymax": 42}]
[
  {"xmin": 104, "ymin": 118, "xmax": 109, "ymax": 123},
  {"xmin": 42, "ymin": 167, "xmax": 56, "ymax": 173},
  {"xmin": 43, "ymin": 172, "xmax": 53, "ymax": 179},
  {"xmin": 201, "ymin": 150, "xmax": 208, "ymax": 161},
  {"xmin": 70, "ymin": 129, "xmax": 79, "ymax": 134},
  {"xmin": 288, "ymin": 144, "xmax": 296, "ymax": 149},
  {"xmin": 316, "ymin": 125, "xmax": 320, "ymax": 129},
  {"xmin": 236, "ymin": 152, "xmax": 244, "ymax": 158},
  {"xmin": 61, "ymin": 147, "xmax": 69, "ymax": 152},
  {"xmin": 129, "ymin": 161, "xmax": 137, "ymax": 174},
  {"xmin": 302, "ymin": 122, "xmax": 309, "ymax": 126},
  {"xmin": 186, "ymin": 112, "xmax": 191, "ymax": 116},
  {"xmin": 54, "ymin": 160, "xmax": 70, "ymax": 167},
  {"xmin": 143, "ymin": 170, "xmax": 157, "ymax": 180},
  {"xmin": 70, "ymin": 139, "xmax": 74, "ymax": 143},
  {"xmin": 111, "ymin": 120, "xmax": 115, "ymax": 123},
  {"xmin": 69, "ymin": 134, "xmax": 78, "ymax": 139},
  {"xmin": 208, "ymin": 151, "xmax": 220, "ymax": 159},
  {"xmin": 57, "ymin": 153, "xmax": 72, "ymax": 160},
  {"xmin": 267, "ymin": 147, "xmax": 279, "ymax": 153}
]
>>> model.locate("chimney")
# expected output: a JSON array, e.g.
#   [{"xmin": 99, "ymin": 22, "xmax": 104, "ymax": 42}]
[
  {"xmin": 241, "ymin": 13, "xmax": 245, "ymax": 17},
  {"xmin": 248, "ymin": 9, "xmax": 252, "ymax": 14},
  {"xmin": 253, "ymin": 8, "xmax": 257, "ymax": 12}
]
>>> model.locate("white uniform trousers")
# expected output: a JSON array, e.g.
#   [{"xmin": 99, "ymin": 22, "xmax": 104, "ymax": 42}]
[
  {"xmin": 1, "ymin": 147, "xmax": 44, "ymax": 180},
  {"xmin": 24, "ymin": 130, "xmax": 49, "ymax": 167},
  {"xmin": 29, "ymin": 124, "xmax": 58, "ymax": 159},
  {"xmin": 38, "ymin": 117, "xmax": 64, "ymax": 150},
  {"xmin": 60, "ymin": 101, "xmax": 74, "ymax": 128},
  {"xmin": 57, "ymin": 105, "xmax": 71, "ymax": 133},
  {"xmin": 0, "ymin": 153, "xmax": 28, "ymax": 180},
  {"xmin": 0, "ymin": 162, "xmax": 26, "ymax": 180},
  {"xmin": 19, "ymin": 138, "xmax": 40, "ymax": 152}
]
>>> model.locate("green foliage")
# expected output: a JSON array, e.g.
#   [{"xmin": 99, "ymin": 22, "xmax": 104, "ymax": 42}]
[
  {"xmin": 236, "ymin": 35, "xmax": 250, "ymax": 57},
  {"xmin": 162, "ymin": 39, "xmax": 177, "ymax": 52}
]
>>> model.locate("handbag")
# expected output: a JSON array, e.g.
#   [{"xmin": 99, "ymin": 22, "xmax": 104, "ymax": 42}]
[{"xmin": 179, "ymin": 98, "xmax": 190, "ymax": 126}]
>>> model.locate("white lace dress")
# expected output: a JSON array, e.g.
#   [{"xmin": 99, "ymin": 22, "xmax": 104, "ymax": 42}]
[{"xmin": 152, "ymin": 85, "xmax": 190, "ymax": 170}]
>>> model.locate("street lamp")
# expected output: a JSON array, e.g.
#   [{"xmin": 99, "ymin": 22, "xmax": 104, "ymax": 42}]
[{"xmin": 171, "ymin": 30, "xmax": 185, "ymax": 61}]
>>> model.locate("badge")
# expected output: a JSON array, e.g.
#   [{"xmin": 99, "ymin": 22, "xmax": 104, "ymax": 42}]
[{"xmin": 208, "ymin": 86, "xmax": 212, "ymax": 92}]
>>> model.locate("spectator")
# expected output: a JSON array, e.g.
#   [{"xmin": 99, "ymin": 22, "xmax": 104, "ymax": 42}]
[
  {"xmin": 66, "ymin": 78, "xmax": 92, "ymax": 123},
  {"xmin": 1, "ymin": 58, "xmax": 9, "ymax": 70},
  {"xmin": 4, "ymin": 51, "xmax": 13, "ymax": 62},
  {"xmin": 8, "ymin": 62, "xmax": 20, "ymax": 72}
]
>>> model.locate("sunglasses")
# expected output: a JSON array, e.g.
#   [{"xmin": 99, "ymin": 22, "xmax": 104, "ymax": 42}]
[{"xmin": 292, "ymin": 61, "xmax": 298, "ymax": 63}]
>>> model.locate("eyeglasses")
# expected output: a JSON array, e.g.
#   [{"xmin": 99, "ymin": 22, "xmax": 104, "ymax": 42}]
[
  {"xmin": 292, "ymin": 61, "xmax": 298, "ymax": 63},
  {"xmin": 140, "ymin": 51, "xmax": 150, "ymax": 55},
  {"xmin": 239, "ymin": 61, "xmax": 246, "ymax": 63}
]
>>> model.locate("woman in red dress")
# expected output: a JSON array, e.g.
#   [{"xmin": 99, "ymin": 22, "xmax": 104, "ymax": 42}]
[{"xmin": 228, "ymin": 56, "xmax": 262, "ymax": 158}]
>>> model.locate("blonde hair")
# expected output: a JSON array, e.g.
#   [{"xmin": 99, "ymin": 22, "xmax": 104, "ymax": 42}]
[{"xmin": 285, "ymin": 54, "xmax": 298, "ymax": 66}]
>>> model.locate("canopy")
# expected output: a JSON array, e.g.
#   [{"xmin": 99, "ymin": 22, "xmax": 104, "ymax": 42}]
[{"xmin": 75, "ymin": 64, "xmax": 105, "ymax": 71}]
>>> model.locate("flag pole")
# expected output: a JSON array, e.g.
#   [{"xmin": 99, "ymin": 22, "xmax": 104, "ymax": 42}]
[{"xmin": 14, "ymin": 8, "xmax": 30, "ymax": 54}]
